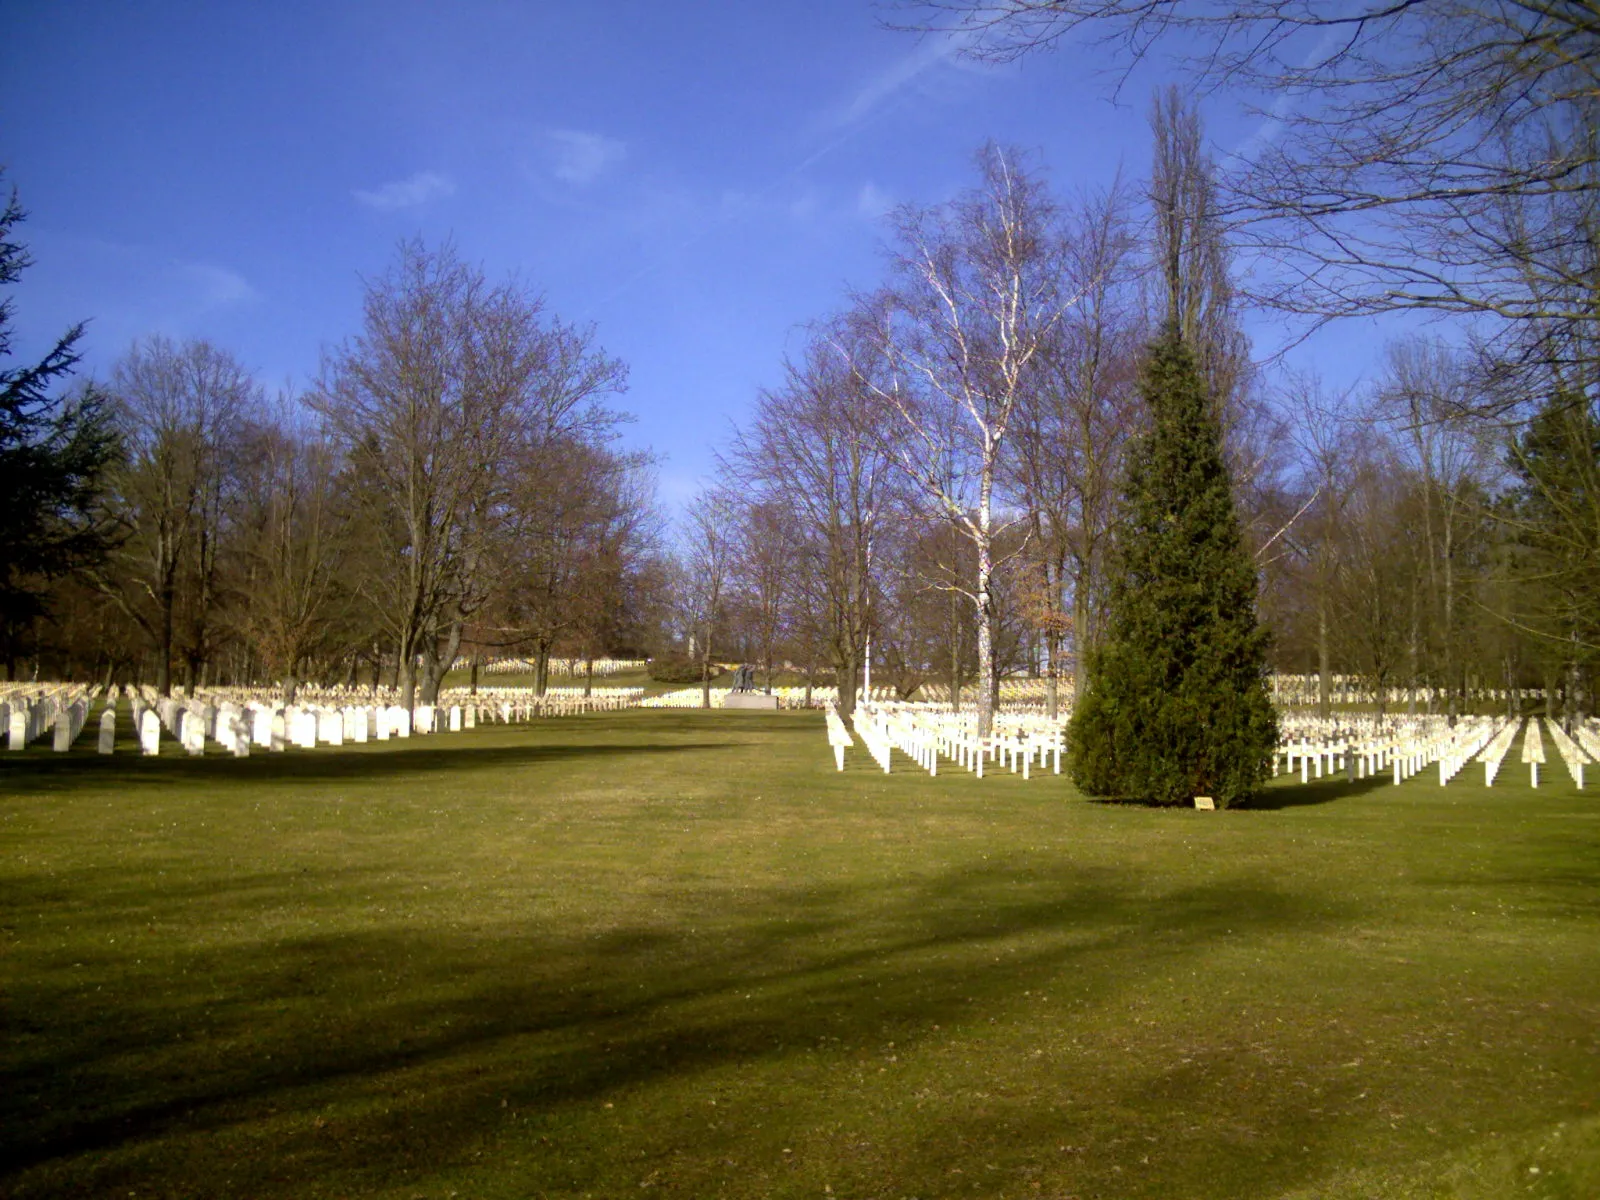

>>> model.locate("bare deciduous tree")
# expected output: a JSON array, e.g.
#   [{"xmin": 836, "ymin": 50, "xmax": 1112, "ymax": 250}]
[
  {"xmin": 731, "ymin": 499, "xmax": 801, "ymax": 692},
  {"xmin": 679, "ymin": 489, "xmax": 737, "ymax": 708},
  {"xmin": 904, "ymin": 2, "xmax": 1600, "ymax": 388},
  {"xmin": 1378, "ymin": 339, "xmax": 1499, "ymax": 718},
  {"xmin": 851, "ymin": 143, "xmax": 1083, "ymax": 737},
  {"xmin": 228, "ymin": 396, "xmax": 351, "ymax": 703},
  {"xmin": 100, "ymin": 336, "xmax": 255, "ymax": 695},
  {"xmin": 726, "ymin": 322, "xmax": 897, "ymax": 718},
  {"xmin": 312, "ymin": 239, "xmax": 627, "ymax": 710},
  {"xmin": 1007, "ymin": 177, "xmax": 1142, "ymax": 714}
]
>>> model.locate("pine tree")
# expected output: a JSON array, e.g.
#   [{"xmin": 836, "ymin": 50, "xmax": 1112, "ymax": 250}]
[
  {"xmin": 0, "ymin": 180, "xmax": 120, "ymax": 676},
  {"xmin": 1068, "ymin": 327, "xmax": 1277, "ymax": 806}
]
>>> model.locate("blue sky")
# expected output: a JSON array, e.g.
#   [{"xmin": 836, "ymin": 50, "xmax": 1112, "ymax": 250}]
[{"xmin": 4, "ymin": 1, "xmax": 1389, "ymax": 507}]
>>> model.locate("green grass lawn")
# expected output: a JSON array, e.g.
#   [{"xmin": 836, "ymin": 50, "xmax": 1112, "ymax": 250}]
[{"xmin": 3, "ymin": 710, "xmax": 1597, "ymax": 1198}]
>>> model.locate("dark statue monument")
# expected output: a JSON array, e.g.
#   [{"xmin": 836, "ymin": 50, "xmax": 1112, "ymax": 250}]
[{"xmin": 724, "ymin": 663, "xmax": 777, "ymax": 708}]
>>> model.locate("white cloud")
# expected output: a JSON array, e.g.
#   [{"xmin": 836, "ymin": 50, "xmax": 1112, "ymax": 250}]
[
  {"xmin": 353, "ymin": 170, "xmax": 456, "ymax": 210},
  {"xmin": 788, "ymin": 187, "xmax": 822, "ymax": 221},
  {"xmin": 826, "ymin": 28, "xmax": 981, "ymax": 132},
  {"xmin": 547, "ymin": 129, "xmax": 626, "ymax": 185},
  {"xmin": 856, "ymin": 181, "xmax": 894, "ymax": 220},
  {"xmin": 176, "ymin": 261, "xmax": 259, "ymax": 307}
]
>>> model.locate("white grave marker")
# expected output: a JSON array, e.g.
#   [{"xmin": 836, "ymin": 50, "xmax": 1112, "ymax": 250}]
[{"xmin": 140, "ymin": 710, "xmax": 161, "ymax": 756}]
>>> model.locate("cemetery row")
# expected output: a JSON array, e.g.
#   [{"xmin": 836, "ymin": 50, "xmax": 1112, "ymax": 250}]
[
  {"xmin": 641, "ymin": 685, "xmax": 850, "ymax": 709},
  {"xmin": 833, "ymin": 701, "xmax": 1069, "ymax": 781},
  {"xmin": 7, "ymin": 680, "xmax": 1593, "ymax": 791},
  {"xmin": 483, "ymin": 657, "xmax": 648, "ymax": 676},
  {"xmin": 1, "ymin": 683, "xmax": 99, "ymax": 753},
  {"xmin": 1237, "ymin": 713, "xmax": 1595, "ymax": 792},
  {"xmin": 643, "ymin": 674, "xmax": 1557, "ymax": 713},
  {"xmin": 3, "ymin": 682, "xmax": 647, "ymax": 757},
  {"xmin": 1267, "ymin": 674, "xmax": 1551, "ymax": 710},
  {"xmin": 824, "ymin": 702, "xmax": 1599, "ymax": 793},
  {"xmin": 641, "ymin": 680, "xmax": 1073, "ymax": 710}
]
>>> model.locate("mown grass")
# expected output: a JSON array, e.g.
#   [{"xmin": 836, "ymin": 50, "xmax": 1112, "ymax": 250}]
[{"xmin": 2, "ymin": 710, "xmax": 1597, "ymax": 1198}]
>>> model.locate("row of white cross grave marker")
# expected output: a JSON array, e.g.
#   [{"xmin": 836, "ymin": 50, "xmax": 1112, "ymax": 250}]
[
  {"xmin": 824, "ymin": 704, "xmax": 1599, "ymax": 792},
  {"xmin": 1267, "ymin": 675, "xmax": 1556, "ymax": 710},
  {"xmin": 2, "ymin": 682, "xmax": 647, "ymax": 757},
  {"xmin": 642, "ymin": 685, "xmax": 862, "ymax": 709},
  {"xmin": 826, "ymin": 701, "xmax": 1068, "ymax": 781},
  {"xmin": 1272, "ymin": 714, "xmax": 1598, "ymax": 789}
]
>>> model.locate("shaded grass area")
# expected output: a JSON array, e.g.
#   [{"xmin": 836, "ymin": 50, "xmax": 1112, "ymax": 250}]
[{"xmin": 3, "ymin": 712, "xmax": 1598, "ymax": 1198}]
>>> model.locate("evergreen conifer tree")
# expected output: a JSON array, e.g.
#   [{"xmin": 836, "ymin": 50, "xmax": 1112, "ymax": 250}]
[
  {"xmin": 0, "ymin": 180, "xmax": 120, "ymax": 675},
  {"xmin": 1068, "ymin": 326, "xmax": 1277, "ymax": 806}
]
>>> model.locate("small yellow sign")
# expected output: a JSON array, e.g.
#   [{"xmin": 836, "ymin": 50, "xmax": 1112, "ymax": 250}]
[{"xmin": 1194, "ymin": 796, "xmax": 1215, "ymax": 810}]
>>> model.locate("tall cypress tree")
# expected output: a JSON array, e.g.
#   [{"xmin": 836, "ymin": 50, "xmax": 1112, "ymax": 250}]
[{"xmin": 1068, "ymin": 326, "xmax": 1277, "ymax": 806}]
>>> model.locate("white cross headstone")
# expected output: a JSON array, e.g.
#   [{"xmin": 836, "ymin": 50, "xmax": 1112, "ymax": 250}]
[{"xmin": 98, "ymin": 707, "xmax": 116, "ymax": 754}]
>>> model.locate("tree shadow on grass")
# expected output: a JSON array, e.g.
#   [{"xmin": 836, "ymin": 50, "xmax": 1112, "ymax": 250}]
[
  {"xmin": 0, "ymin": 857, "xmax": 1353, "ymax": 1197},
  {"xmin": 1237, "ymin": 770, "xmax": 1396, "ymax": 810},
  {"xmin": 0, "ymin": 739, "xmax": 739, "ymax": 795}
]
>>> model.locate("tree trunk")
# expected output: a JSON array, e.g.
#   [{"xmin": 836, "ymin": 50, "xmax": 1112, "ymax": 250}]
[
  {"xmin": 148, "ymin": 571, "xmax": 177, "ymax": 697},
  {"xmin": 419, "ymin": 647, "xmax": 443, "ymax": 706},
  {"xmin": 975, "ymin": 559, "xmax": 994, "ymax": 738},
  {"xmin": 1044, "ymin": 557, "xmax": 1059, "ymax": 721},
  {"xmin": 1443, "ymin": 517, "xmax": 1457, "ymax": 723},
  {"xmin": 421, "ymin": 620, "xmax": 462, "ymax": 705},
  {"xmin": 1406, "ymin": 583, "xmax": 1419, "ymax": 716},
  {"xmin": 1072, "ymin": 567, "xmax": 1091, "ymax": 707},
  {"xmin": 949, "ymin": 588, "xmax": 962, "ymax": 713},
  {"xmin": 397, "ymin": 632, "xmax": 417, "ymax": 713},
  {"xmin": 1317, "ymin": 594, "xmax": 1331, "ymax": 721},
  {"xmin": 837, "ymin": 653, "xmax": 860, "ymax": 719}
]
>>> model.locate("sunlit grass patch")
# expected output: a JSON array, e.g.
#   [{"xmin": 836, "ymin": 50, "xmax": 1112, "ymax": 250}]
[{"xmin": 3, "ymin": 710, "xmax": 1597, "ymax": 1198}]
